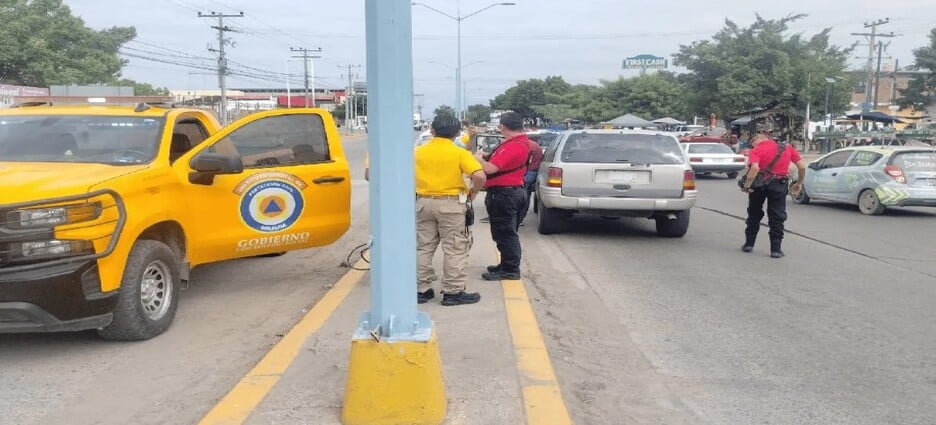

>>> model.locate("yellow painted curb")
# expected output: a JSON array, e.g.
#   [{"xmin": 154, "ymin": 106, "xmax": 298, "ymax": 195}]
[
  {"xmin": 341, "ymin": 332, "xmax": 447, "ymax": 425},
  {"xmin": 197, "ymin": 260, "xmax": 368, "ymax": 425},
  {"xmin": 491, "ymin": 248, "xmax": 573, "ymax": 424}
]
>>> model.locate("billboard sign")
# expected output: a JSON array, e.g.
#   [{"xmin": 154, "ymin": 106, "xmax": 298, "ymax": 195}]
[
  {"xmin": 0, "ymin": 84, "xmax": 49, "ymax": 108},
  {"xmin": 623, "ymin": 54, "xmax": 668, "ymax": 70}
]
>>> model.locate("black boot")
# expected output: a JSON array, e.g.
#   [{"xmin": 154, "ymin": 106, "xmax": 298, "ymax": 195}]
[
  {"xmin": 770, "ymin": 240, "xmax": 784, "ymax": 259},
  {"xmin": 417, "ymin": 288, "xmax": 435, "ymax": 304},
  {"xmin": 441, "ymin": 291, "xmax": 481, "ymax": 306}
]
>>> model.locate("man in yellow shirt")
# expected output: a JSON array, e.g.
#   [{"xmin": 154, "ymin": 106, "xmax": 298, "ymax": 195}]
[{"xmin": 415, "ymin": 116, "xmax": 486, "ymax": 306}]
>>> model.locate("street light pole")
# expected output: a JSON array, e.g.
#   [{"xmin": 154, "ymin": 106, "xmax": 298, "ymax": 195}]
[{"xmin": 413, "ymin": 1, "xmax": 515, "ymax": 120}]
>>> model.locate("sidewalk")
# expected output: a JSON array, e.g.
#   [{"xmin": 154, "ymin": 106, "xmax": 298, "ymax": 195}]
[{"xmin": 225, "ymin": 224, "xmax": 539, "ymax": 424}]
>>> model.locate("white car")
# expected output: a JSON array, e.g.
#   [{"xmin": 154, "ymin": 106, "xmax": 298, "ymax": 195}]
[{"xmin": 680, "ymin": 142, "xmax": 746, "ymax": 178}]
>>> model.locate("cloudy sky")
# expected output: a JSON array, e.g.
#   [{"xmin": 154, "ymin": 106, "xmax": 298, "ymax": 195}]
[{"xmin": 67, "ymin": 0, "xmax": 935, "ymax": 115}]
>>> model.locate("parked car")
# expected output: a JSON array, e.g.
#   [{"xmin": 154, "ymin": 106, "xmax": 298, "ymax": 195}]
[
  {"xmin": 526, "ymin": 131, "xmax": 559, "ymax": 152},
  {"xmin": 534, "ymin": 130, "xmax": 697, "ymax": 236},
  {"xmin": 793, "ymin": 146, "xmax": 936, "ymax": 215},
  {"xmin": 681, "ymin": 142, "xmax": 746, "ymax": 178},
  {"xmin": 474, "ymin": 133, "xmax": 504, "ymax": 153}
]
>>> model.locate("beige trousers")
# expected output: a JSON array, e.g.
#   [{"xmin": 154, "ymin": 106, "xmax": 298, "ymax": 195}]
[{"xmin": 416, "ymin": 196, "xmax": 470, "ymax": 294}]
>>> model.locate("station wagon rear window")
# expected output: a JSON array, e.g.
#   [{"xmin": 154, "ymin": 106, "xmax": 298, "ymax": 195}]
[
  {"xmin": 892, "ymin": 151, "xmax": 936, "ymax": 171},
  {"xmin": 560, "ymin": 133, "xmax": 683, "ymax": 164},
  {"xmin": 687, "ymin": 144, "xmax": 733, "ymax": 154}
]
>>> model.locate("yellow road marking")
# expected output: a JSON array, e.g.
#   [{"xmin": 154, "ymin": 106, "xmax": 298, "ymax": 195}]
[
  {"xmin": 198, "ymin": 260, "xmax": 368, "ymax": 425},
  {"xmin": 495, "ymin": 256, "xmax": 574, "ymax": 424}
]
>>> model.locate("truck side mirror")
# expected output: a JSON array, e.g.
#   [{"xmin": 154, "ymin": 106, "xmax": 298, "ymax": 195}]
[{"xmin": 188, "ymin": 153, "xmax": 244, "ymax": 185}]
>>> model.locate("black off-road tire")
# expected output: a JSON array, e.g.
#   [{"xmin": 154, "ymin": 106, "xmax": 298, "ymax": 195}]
[
  {"xmin": 655, "ymin": 210, "xmax": 690, "ymax": 238},
  {"xmin": 98, "ymin": 240, "xmax": 182, "ymax": 341},
  {"xmin": 537, "ymin": 198, "xmax": 565, "ymax": 235}
]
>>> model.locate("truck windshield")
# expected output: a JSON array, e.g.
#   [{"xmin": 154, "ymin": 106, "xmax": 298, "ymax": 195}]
[{"xmin": 0, "ymin": 115, "xmax": 165, "ymax": 165}]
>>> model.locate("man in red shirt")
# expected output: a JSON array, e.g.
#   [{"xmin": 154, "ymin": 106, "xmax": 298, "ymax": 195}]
[
  {"xmin": 473, "ymin": 112, "xmax": 531, "ymax": 280},
  {"xmin": 740, "ymin": 120, "xmax": 807, "ymax": 258}
]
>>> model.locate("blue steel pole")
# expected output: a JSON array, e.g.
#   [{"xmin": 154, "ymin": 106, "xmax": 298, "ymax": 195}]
[{"xmin": 357, "ymin": 0, "xmax": 432, "ymax": 342}]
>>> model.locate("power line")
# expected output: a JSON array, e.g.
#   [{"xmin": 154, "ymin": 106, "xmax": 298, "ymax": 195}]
[{"xmin": 199, "ymin": 10, "xmax": 244, "ymax": 125}]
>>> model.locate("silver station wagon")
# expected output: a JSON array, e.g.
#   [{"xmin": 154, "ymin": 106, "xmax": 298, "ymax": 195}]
[
  {"xmin": 534, "ymin": 130, "xmax": 697, "ymax": 236},
  {"xmin": 793, "ymin": 146, "xmax": 936, "ymax": 215}
]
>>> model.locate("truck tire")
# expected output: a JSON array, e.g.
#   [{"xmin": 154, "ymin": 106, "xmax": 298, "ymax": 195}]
[
  {"xmin": 655, "ymin": 210, "xmax": 690, "ymax": 238},
  {"xmin": 98, "ymin": 240, "xmax": 181, "ymax": 341}
]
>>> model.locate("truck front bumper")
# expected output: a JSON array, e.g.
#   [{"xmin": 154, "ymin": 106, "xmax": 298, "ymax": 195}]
[{"xmin": 0, "ymin": 260, "xmax": 116, "ymax": 333}]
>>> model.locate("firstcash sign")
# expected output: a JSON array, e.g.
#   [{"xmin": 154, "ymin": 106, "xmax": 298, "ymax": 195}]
[{"xmin": 623, "ymin": 55, "xmax": 668, "ymax": 70}]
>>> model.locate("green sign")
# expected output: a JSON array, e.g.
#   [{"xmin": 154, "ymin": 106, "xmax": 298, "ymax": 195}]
[{"xmin": 623, "ymin": 54, "xmax": 668, "ymax": 70}]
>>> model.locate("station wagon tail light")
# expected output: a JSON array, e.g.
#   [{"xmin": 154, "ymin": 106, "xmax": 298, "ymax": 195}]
[
  {"xmin": 689, "ymin": 157, "xmax": 703, "ymax": 163},
  {"xmin": 885, "ymin": 165, "xmax": 906, "ymax": 184},
  {"xmin": 734, "ymin": 157, "xmax": 746, "ymax": 162},
  {"xmin": 683, "ymin": 170, "xmax": 696, "ymax": 190},
  {"xmin": 546, "ymin": 167, "xmax": 563, "ymax": 187}
]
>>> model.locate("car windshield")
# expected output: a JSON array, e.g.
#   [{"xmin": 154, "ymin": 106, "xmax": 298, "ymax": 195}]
[
  {"xmin": 560, "ymin": 133, "xmax": 684, "ymax": 164},
  {"xmin": 0, "ymin": 115, "xmax": 164, "ymax": 165},
  {"xmin": 892, "ymin": 151, "xmax": 936, "ymax": 172},
  {"xmin": 530, "ymin": 132, "xmax": 558, "ymax": 147},
  {"xmin": 688, "ymin": 144, "xmax": 733, "ymax": 154}
]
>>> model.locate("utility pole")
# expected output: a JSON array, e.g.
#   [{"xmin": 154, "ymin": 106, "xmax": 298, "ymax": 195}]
[
  {"xmin": 873, "ymin": 41, "xmax": 890, "ymax": 108},
  {"xmin": 290, "ymin": 47, "xmax": 322, "ymax": 107},
  {"xmin": 339, "ymin": 64, "xmax": 362, "ymax": 134},
  {"xmin": 199, "ymin": 11, "xmax": 244, "ymax": 125},
  {"xmin": 851, "ymin": 18, "xmax": 896, "ymax": 108},
  {"xmin": 891, "ymin": 59, "xmax": 899, "ymax": 105}
]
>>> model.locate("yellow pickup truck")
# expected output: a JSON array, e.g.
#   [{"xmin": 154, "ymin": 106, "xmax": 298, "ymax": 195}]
[{"xmin": 0, "ymin": 97, "xmax": 351, "ymax": 340}]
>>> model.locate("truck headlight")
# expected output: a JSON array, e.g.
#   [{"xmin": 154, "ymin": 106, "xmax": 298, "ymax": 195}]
[
  {"xmin": 6, "ymin": 202, "xmax": 102, "ymax": 229},
  {"xmin": 12, "ymin": 240, "xmax": 94, "ymax": 259}
]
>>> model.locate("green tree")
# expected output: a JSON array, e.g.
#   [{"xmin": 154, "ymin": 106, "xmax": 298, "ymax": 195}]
[
  {"xmin": 330, "ymin": 95, "xmax": 366, "ymax": 121},
  {"xmin": 464, "ymin": 104, "xmax": 491, "ymax": 124},
  {"xmin": 114, "ymin": 78, "xmax": 169, "ymax": 96},
  {"xmin": 673, "ymin": 14, "xmax": 850, "ymax": 131},
  {"xmin": 0, "ymin": 0, "xmax": 136, "ymax": 86},
  {"xmin": 434, "ymin": 104, "xmax": 456, "ymax": 120},
  {"xmin": 899, "ymin": 28, "xmax": 936, "ymax": 111}
]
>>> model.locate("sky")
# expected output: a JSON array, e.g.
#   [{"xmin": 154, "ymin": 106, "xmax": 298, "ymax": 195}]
[{"xmin": 66, "ymin": 0, "xmax": 936, "ymax": 117}]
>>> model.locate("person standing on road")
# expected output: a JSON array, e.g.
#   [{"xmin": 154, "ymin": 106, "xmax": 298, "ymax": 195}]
[
  {"xmin": 517, "ymin": 135, "xmax": 544, "ymax": 227},
  {"xmin": 474, "ymin": 112, "xmax": 532, "ymax": 280},
  {"xmin": 415, "ymin": 116, "xmax": 487, "ymax": 306},
  {"xmin": 740, "ymin": 120, "xmax": 807, "ymax": 258}
]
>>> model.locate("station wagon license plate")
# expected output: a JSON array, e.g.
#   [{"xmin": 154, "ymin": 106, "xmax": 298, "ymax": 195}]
[{"xmin": 604, "ymin": 170, "xmax": 650, "ymax": 183}]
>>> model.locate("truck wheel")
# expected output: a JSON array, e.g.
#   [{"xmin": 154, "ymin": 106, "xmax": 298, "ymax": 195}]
[
  {"xmin": 655, "ymin": 210, "xmax": 690, "ymax": 238},
  {"xmin": 98, "ymin": 240, "xmax": 181, "ymax": 341},
  {"xmin": 537, "ymin": 198, "xmax": 564, "ymax": 235}
]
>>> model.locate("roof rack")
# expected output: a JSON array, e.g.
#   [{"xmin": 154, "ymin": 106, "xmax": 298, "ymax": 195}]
[{"xmin": 12, "ymin": 96, "xmax": 176, "ymax": 109}]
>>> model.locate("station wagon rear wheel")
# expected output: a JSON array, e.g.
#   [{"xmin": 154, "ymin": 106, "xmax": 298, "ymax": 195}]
[
  {"xmin": 98, "ymin": 240, "xmax": 181, "ymax": 341},
  {"xmin": 858, "ymin": 189, "xmax": 886, "ymax": 215},
  {"xmin": 655, "ymin": 210, "xmax": 690, "ymax": 238},
  {"xmin": 537, "ymin": 198, "xmax": 565, "ymax": 235}
]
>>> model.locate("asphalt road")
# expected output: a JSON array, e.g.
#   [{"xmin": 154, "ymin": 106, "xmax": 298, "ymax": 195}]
[
  {"xmin": 3, "ymin": 136, "xmax": 935, "ymax": 425},
  {"xmin": 520, "ymin": 174, "xmax": 936, "ymax": 425}
]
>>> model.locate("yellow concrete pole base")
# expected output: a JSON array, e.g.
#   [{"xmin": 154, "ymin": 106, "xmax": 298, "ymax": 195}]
[{"xmin": 341, "ymin": 332, "xmax": 447, "ymax": 425}]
